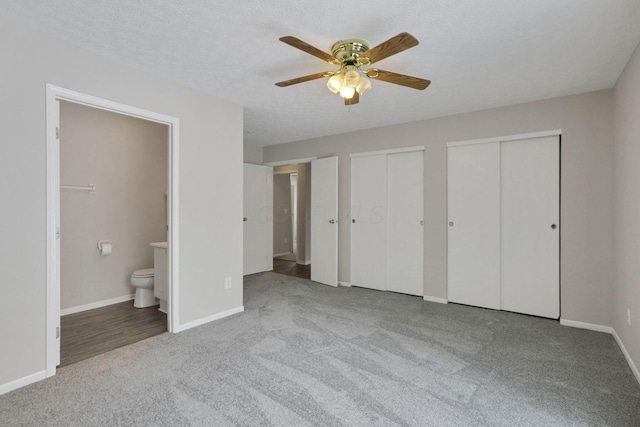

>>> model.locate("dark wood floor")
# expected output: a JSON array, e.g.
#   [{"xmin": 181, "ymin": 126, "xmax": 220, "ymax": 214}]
[
  {"xmin": 272, "ymin": 258, "xmax": 311, "ymax": 279},
  {"xmin": 60, "ymin": 300, "xmax": 167, "ymax": 367}
]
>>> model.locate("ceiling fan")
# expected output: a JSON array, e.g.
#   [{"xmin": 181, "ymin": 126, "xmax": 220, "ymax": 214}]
[{"xmin": 275, "ymin": 32, "xmax": 431, "ymax": 105}]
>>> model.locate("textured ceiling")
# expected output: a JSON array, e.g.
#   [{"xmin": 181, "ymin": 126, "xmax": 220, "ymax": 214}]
[{"xmin": 4, "ymin": 0, "xmax": 640, "ymax": 147}]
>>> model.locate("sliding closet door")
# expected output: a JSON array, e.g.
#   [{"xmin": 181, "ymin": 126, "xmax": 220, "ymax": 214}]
[
  {"xmin": 501, "ymin": 136, "xmax": 559, "ymax": 318},
  {"xmin": 447, "ymin": 143, "xmax": 501, "ymax": 309},
  {"xmin": 387, "ymin": 151, "xmax": 424, "ymax": 296},
  {"xmin": 351, "ymin": 154, "xmax": 387, "ymax": 291}
]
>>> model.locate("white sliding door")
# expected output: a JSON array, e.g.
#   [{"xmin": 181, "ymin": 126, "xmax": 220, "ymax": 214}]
[
  {"xmin": 501, "ymin": 136, "xmax": 559, "ymax": 318},
  {"xmin": 311, "ymin": 157, "xmax": 339, "ymax": 287},
  {"xmin": 387, "ymin": 151, "xmax": 424, "ymax": 296},
  {"xmin": 447, "ymin": 142, "xmax": 501, "ymax": 310},
  {"xmin": 351, "ymin": 154, "xmax": 387, "ymax": 291},
  {"xmin": 243, "ymin": 163, "xmax": 273, "ymax": 276}
]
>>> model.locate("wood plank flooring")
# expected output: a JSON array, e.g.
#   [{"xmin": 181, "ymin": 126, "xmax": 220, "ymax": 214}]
[
  {"xmin": 272, "ymin": 258, "xmax": 311, "ymax": 280},
  {"xmin": 60, "ymin": 300, "xmax": 167, "ymax": 367}
]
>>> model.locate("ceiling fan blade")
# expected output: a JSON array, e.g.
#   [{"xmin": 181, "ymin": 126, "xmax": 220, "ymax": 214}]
[
  {"xmin": 275, "ymin": 72, "xmax": 330, "ymax": 87},
  {"xmin": 366, "ymin": 69, "xmax": 431, "ymax": 90},
  {"xmin": 279, "ymin": 36, "xmax": 340, "ymax": 64},
  {"xmin": 345, "ymin": 91, "xmax": 360, "ymax": 105},
  {"xmin": 365, "ymin": 32, "xmax": 419, "ymax": 64}
]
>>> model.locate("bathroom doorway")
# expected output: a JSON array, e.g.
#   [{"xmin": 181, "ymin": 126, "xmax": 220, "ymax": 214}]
[
  {"xmin": 57, "ymin": 101, "xmax": 168, "ymax": 366},
  {"xmin": 46, "ymin": 85, "xmax": 180, "ymax": 377}
]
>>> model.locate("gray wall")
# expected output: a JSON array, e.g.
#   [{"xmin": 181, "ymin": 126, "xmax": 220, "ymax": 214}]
[
  {"xmin": 60, "ymin": 102, "xmax": 167, "ymax": 310},
  {"xmin": 244, "ymin": 144, "xmax": 263, "ymax": 164},
  {"xmin": 273, "ymin": 173, "xmax": 292, "ymax": 255},
  {"xmin": 613, "ymin": 40, "xmax": 640, "ymax": 376},
  {"xmin": 0, "ymin": 16, "xmax": 243, "ymax": 387},
  {"xmin": 264, "ymin": 90, "xmax": 614, "ymax": 327}
]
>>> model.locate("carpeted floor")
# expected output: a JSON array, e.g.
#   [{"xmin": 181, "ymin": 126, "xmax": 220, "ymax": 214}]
[{"xmin": 1, "ymin": 272, "xmax": 639, "ymax": 426}]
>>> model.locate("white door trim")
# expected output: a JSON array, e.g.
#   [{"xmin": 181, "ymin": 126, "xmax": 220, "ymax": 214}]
[
  {"xmin": 263, "ymin": 157, "xmax": 317, "ymax": 167},
  {"xmin": 350, "ymin": 145, "xmax": 425, "ymax": 158},
  {"xmin": 447, "ymin": 130, "xmax": 563, "ymax": 147},
  {"xmin": 45, "ymin": 84, "xmax": 180, "ymax": 378}
]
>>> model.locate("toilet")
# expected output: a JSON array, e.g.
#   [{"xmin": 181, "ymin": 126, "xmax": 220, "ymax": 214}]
[{"xmin": 130, "ymin": 268, "xmax": 157, "ymax": 308}]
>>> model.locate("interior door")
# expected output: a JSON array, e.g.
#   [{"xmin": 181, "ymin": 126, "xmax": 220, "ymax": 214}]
[
  {"xmin": 351, "ymin": 154, "xmax": 387, "ymax": 291},
  {"xmin": 501, "ymin": 136, "xmax": 560, "ymax": 318},
  {"xmin": 447, "ymin": 142, "xmax": 501, "ymax": 309},
  {"xmin": 310, "ymin": 157, "xmax": 339, "ymax": 286},
  {"xmin": 243, "ymin": 163, "xmax": 273, "ymax": 275},
  {"xmin": 387, "ymin": 151, "xmax": 424, "ymax": 296}
]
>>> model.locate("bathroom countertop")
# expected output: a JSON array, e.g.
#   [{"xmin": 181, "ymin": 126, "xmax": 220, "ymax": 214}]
[{"xmin": 150, "ymin": 241, "xmax": 168, "ymax": 249}]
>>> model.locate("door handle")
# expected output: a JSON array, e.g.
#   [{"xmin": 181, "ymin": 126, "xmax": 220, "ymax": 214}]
[
  {"xmin": 352, "ymin": 219, "xmax": 356, "ymax": 223},
  {"xmin": 551, "ymin": 224, "xmax": 557, "ymax": 229},
  {"xmin": 420, "ymin": 220, "xmax": 424, "ymax": 226},
  {"xmin": 329, "ymin": 219, "xmax": 336, "ymax": 224},
  {"xmin": 449, "ymin": 221, "xmax": 454, "ymax": 227},
  {"xmin": 243, "ymin": 217, "xmax": 247, "ymax": 222}
]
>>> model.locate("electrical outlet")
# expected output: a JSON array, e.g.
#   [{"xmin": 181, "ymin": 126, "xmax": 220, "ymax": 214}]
[
  {"xmin": 284, "ymin": 237, "xmax": 288, "ymax": 244},
  {"xmin": 628, "ymin": 308, "xmax": 631, "ymax": 325},
  {"xmin": 225, "ymin": 277, "xmax": 232, "ymax": 289}
]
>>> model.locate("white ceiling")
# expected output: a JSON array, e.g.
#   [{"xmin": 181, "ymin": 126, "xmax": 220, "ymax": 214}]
[{"xmin": 4, "ymin": 1, "xmax": 640, "ymax": 147}]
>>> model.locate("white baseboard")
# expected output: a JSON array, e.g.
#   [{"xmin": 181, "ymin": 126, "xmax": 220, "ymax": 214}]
[
  {"xmin": 559, "ymin": 318, "xmax": 614, "ymax": 334},
  {"xmin": 423, "ymin": 295, "xmax": 448, "ymax": 304},
  {"xmin": 176, "ymin": 306, "xmax": 244, "ymax": 332},
  {"xmin": 297, "ymin": 260, "xmax": 311, "ymax": 265},
  {"xmin": 61, "ymin": 294, "xmax": 135, "ymax": 316},
  {"xmin": 273, "ymin": 252, "xmax": 291, "ymax": 257},
  {"xmin": 338, "ymin": 282, "xmax": 352, "ymax": 287},
  {"xmin": 560, "ymin": 318, "xmax": 639, "ymax": 385},
  {"xmin": 0, "ymin": 370, "xmax": 46, "ymax": 396},
  {"xmin": 612, "ymin": 329, "xmax": 640, "ymax": 384}
]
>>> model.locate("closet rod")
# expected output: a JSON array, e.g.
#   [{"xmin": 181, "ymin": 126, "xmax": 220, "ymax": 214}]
[{"xmin": 60, "ymin": 184, "xmax": 96, "ymax": 194}]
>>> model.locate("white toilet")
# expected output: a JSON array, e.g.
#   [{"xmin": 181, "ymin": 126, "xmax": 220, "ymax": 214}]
[{"xmin": 131, "ymin": 268, "xmax": 157, "ymax": 308}]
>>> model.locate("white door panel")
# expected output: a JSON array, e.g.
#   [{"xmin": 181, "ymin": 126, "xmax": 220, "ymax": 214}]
[
  {"xmin": 387, "ymin": 151, "xmax": 424, "ymax": 296},
  {"xmin": 311, "ymin": 157, "xmax": 339, "ymax": 286},
  {"xmin": 351, "ymin": 155, "xmax": 387, "ymax": 291},
  {"xmin": 447, "ymin": 143, "xmax": 501, "ymax": 310},
  {"xmin": 501, "ymin": 136, "xmax": 559, "ymax": 318},
  {"xmin": 243, "ymin": 163, "xmax": 273, "ymax": 275}
]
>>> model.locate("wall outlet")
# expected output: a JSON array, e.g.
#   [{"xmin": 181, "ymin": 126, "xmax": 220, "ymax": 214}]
[
  {"xmin": 627, "ymin": 308, "xmax": 631, "ymax": 325},
  {"xmin": 225, "ymin": 277, "xmax": 232, "ymax": 289},
  {"xmin": 284, "ymin": 237, "xmax": 288, "ymax": 244}
]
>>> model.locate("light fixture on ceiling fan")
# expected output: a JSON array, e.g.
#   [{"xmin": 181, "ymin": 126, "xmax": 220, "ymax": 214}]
[{"xmin": 275, "ymin": 32, "xmax": 431, "ymax": 105}]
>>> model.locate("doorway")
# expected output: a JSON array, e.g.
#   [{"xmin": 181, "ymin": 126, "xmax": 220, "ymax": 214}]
[
  {"xmin": 272, "ymin": 165, "xmax": 310, "ymax": 280},
  {"xmin": 46, "ymin": 85, "xmax": 180, "ymax": 377},
  {"xmin": 57, "ymin": 100, "xmax": 169, "ymax": 366}
]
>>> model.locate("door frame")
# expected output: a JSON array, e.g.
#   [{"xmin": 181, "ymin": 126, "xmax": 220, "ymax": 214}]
[{"xmin": 45, "ymin": 84, "xmax": 181, "ymax": 377}]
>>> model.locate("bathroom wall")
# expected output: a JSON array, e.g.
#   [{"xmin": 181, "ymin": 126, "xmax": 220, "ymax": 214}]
[
  {"xmin": 60, "ymin": 101, "xmax": 168, "ymax": 311},
  {"xmin": 272, "ymin": 173, "xmax": 292, "ymax": 256}
]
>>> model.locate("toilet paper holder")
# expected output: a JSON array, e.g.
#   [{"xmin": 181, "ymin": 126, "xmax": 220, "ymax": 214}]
[{"xmin": 97, "ymin": 240, "xmax": 112, "ymax": 255}]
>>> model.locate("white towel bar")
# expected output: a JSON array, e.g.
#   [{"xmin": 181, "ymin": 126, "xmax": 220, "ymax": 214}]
[{"xmin": 60, "ymin": 184, "xmax": 96, "ymax": 194}]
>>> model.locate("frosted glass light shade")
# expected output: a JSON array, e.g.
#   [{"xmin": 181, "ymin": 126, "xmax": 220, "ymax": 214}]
[
  {"xmin": 356, "ymin": 78, "xmax": 372, "ymax": 95},
  {"xmin": 344, "ymin": 70, "xmax": 361, "ymax": 88},
  {"xmin": 340, "ymin": 86, "xmax": 356, "ymax": 99},
  {"xmin": 327, "ymin": 74, "xmax": 344, "ymax": 93}
]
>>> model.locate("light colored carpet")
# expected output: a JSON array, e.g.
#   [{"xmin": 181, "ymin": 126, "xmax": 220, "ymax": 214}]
[{"xmin": 1, "ymin": 272, "xmax": 639, "ymax": 426}]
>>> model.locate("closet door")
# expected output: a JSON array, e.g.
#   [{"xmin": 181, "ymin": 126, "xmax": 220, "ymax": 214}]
[
  {"xmin": 447, "ymin": 143, "xmax": 501, "ymax": 309},
  {"xmin": 501, "ymin": 136, "xmax": 559, "ymax": 318},
  {"xmin": 387, "ymin": 151, "xmax": 424, "ymax": 296},
  {"xmin": 351, "ymin": 154, "xmax": 387, "ymax": 291},
  {"xmin": 243, "ymin": 163, "xmax": 273, "ymax": 276}
]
